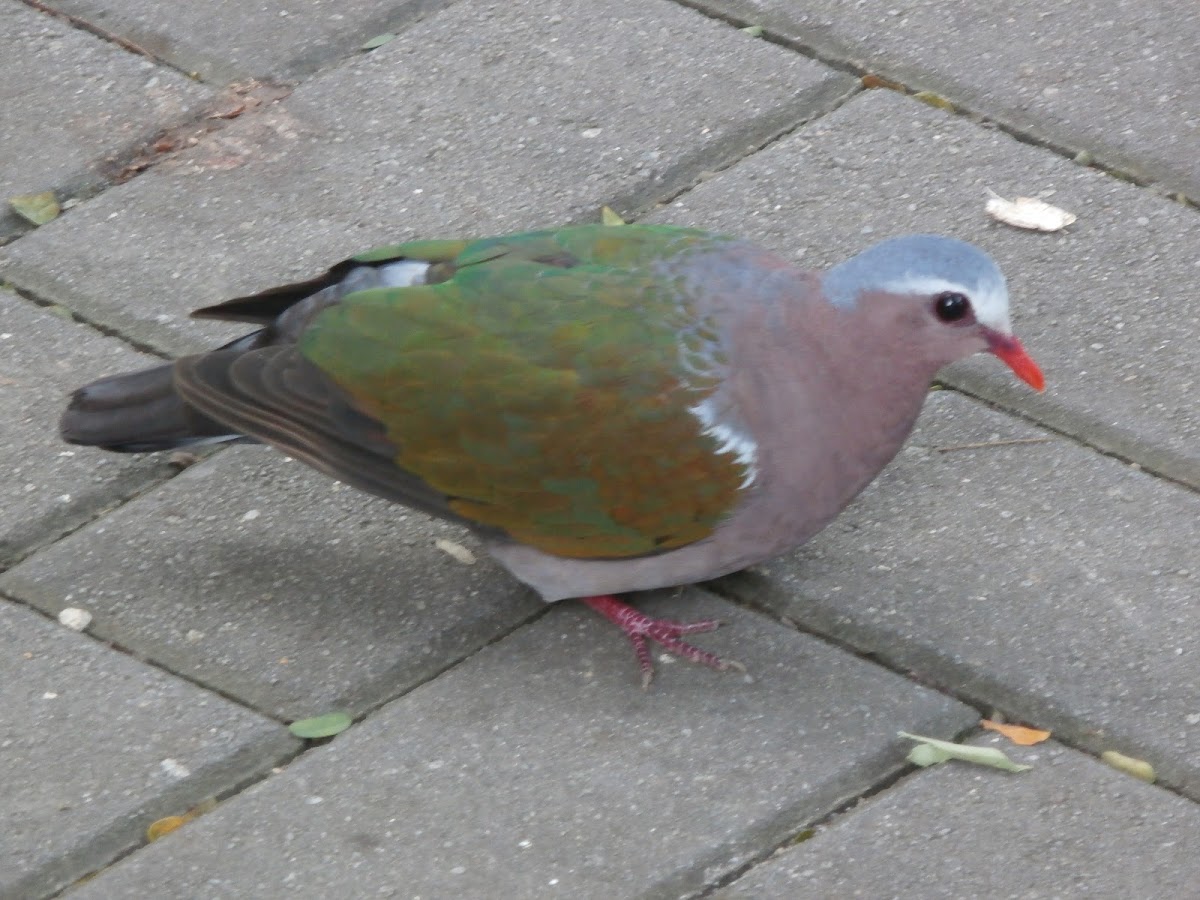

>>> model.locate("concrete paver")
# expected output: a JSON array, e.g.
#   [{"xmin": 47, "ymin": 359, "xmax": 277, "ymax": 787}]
[
  {"xmin": 655, "ymin": 88, "xmax": 1200, "ymax": 489},
  {"xmin": 0, "ymin": 599, "xmax": 297, "ymax": 900},
  {"xmin": 690, "ymin": 0, "xmax": 1200, "ymax": 199},
  {"xmin": 42, "ymin": 0, "xmax": 455, "ymax": 84},
  {"xmin": 1, "ymin": 0, "xmax": 853, "ymax": 357},
  {"xmin": 68, "ymin": 592, "xmax": 975, "ymax": 899},
  {"xmin": 720, "ymin": 736, "xmax": 1200, "ymax": 898},
  {"xmin": 720, "ymin": 391, "xmax": 1200, "ymax": 796},
  {"xmin": 0, "ymin": 292, "xmax": 172, "ymax": 567},
  {"xmin": 0, "ymin": 0, "xmax": 211, "ymax": 240},
  {"xmin": 0, "ymin": 446, "xmax": 543, "ymax": 722}
]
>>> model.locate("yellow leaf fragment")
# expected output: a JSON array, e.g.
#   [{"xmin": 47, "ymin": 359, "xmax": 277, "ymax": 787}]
[
  {"xmin": 9, "ymin": 191, "xmax": 61, "ymax": 226},
  {"xmin": 600, "ymin": 205, "xmax": 626, "ymax": 226},
  {"xmin": 980, "ymin": 719, "xmax": 1052, "ymax": 746},
  {"xmin": 145, "ymin": 797, "xmax": 218, "ymax": 842},
  {"xmin": 146, "ymin": 815, "xmax": 187, "ymax": 842},
  {"xmin": 985, "ymin": 189, "xmax": 1076, "ymax": 231},
  {"xmin": 913, "ymin": 90, "xmax": 954, "ymax": 111},
  {"xmin": 1101, "ymin": 750, "xmax": 1156, "ymax": 783}
]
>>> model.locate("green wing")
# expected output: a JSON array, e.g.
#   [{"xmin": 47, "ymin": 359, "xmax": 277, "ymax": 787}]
[{"xmin": 191, "ymin": 225, "xmax": 752, "ymax": 559}]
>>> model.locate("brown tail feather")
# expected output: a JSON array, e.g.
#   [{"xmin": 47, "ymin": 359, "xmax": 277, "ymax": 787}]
[{"xmin": 60, "ymin": 362, "xmax": 243, "ymax": 453}]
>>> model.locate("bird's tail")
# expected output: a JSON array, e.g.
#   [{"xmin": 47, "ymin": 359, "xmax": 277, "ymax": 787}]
[{"xmin": 61, "ymin": 362, "xmax": 242, "ymax": 453}]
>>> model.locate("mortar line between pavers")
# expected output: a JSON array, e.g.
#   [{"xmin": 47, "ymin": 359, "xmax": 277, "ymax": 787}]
[
  {"xmin": 11, "ymin": 591, "xmax": 548, "ymax": 896},
  {"xmin": 17, "ymin": 0, "xmax": 210, "ymax": 84},
  {"xmin": 0, "ymin": 584, "xmax": 303, "ymax": 730},
  {"xmin": 940, "ymin": 381, "xmax": 1200, "ymax": 496},
  {"xmin": 5, "ymin": 283, "xmax": 174, "ymax": 359},
  {"xmin": 709, "ymin": 578, "xmax": 1200, "ymax": 805},
  {"xmin": 649, "ymin": 89, "xmax": 864, "ymax": 218},
  {"xmin": 686, "ymin": 724, "xmax": 982, "ymax": 899},
  {"xmin": 45, "ymin": 743, "xmax": 308, "ymax": 899},
  {"xmin": 1, "ymin": 81, "xmax": 296, "ymax": 251},
  {"xmin": 667, "ymin": 0, "xmax": 1200, "ymax": 208},
  {"xmin": 333, "ymin": 599, "xmax": 552, "ymax": 721},
  {"xmin": 0, "ymin": 463, "xmax": 180, "ymax": 574}
]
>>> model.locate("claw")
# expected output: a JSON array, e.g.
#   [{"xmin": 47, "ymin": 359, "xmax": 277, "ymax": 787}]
[{"xmin": 580, "ymin": 595, "xmax": 744, "ymax": 688}]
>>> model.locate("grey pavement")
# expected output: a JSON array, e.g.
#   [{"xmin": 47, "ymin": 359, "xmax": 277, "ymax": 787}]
[
  {"xmin": 0, "ymin": 292, "xmax": 171, "ymax": 567},
  {"xmin": 687, "ymin": 0, "xmax": 1200, "ymax": 201},
  {"xmin": 0, "ymin": 1, "xmax": 212, "ymax": 241},
  {"xmin": 0, "ymin": 601, "xmax": 297, "ymax": 900},
  {"xmin": 67, "ymin": 594, "xmax": 974, "ymax": 899},
  {"xmin": 0, "ymin": 0, "xmax": 1196, "ymax": 897},
  {"xmin": 718, "ymin": 735, "xmax": 1200, "ymax": 898}
]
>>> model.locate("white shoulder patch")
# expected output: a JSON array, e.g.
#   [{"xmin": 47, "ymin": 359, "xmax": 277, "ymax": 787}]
[
  {"xmin": 376, "ymin": 260, "xmax": 431, "ymax": 288},
  {"xmin": 689, "ymin": 398, "xmax": 759, "ymax": 489}
]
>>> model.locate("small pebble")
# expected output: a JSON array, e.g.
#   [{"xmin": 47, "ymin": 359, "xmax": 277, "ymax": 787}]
[{"xmin": 58, "ymin": 607, "xmax": 92, "ymax": 632}]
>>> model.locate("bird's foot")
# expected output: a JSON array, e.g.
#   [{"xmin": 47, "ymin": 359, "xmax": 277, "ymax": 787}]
[{"xmin": 580, "ymin": 594, "xmax": 745, "ymax": 690}]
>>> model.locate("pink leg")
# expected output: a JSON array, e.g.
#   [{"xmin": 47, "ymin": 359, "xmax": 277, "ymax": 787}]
[{"xmin": 581, "ymin": 595, "xmax": 745, "ymax": 689}]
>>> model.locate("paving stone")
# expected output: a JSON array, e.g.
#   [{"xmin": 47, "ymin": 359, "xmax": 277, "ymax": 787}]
[
  {"xmin": 0, "ymin": 0, "xmax": 211, "ymax": 240},
  {"xmin": 0, "ymin": 599, "xmax": 296, "ymax": 900},
  {"xmin": 42, "ymin": 0, "xmax": 454, "ymax": 85},
  {"xmin": 68, "ymin": 591, "xmax": 975, "ymax": 899},
  {"xmin": 720, "ymin": 735, "xmax": 1200, "ymax": 898},
  {"xmin": 0, "ymin": 291, "xmax": 174, "ymax": 567},
  {"xmin": 0, "ymin": 446, "xmax": 545, "ymax": 722},
  {"xmin": 714, "ymin": 390, "xmax": 1200, "ymax": 798},
  {"xmin": 689, "ymin": 0, "xmax": 1200, "ymax": 200},
  {"xmin": 653, "ymin": 89, "xmax": 1200, "ymax": 489},
  {"xmin": 0, "ymin": 0, "xmax": 853, "ymax": 357}
]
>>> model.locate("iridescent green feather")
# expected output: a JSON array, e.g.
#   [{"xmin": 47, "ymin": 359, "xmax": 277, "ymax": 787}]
[{"xmin": 301, "ymin": 225, "xmax": 748, "ymax": 559}]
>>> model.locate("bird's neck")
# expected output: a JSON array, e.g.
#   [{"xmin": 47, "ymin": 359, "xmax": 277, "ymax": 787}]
[{"xmin": 744, "ymin": 292, "xmax": 935, "ymax": 517}]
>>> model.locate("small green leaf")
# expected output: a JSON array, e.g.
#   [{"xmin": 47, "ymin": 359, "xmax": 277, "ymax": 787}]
[
  {"xmin": 9, "ymin": 191, "xmax": 60, "ymax": 226},
  {"xmin": 907, "ymin": 743, "xmax": 951, "ymax": 767},
  {"xmin": 289, "ymin": 711, "xmax": 353, "ymax": 739},
  {"xmin": 741, "ymin": 25, "xmax": 764, "ymax": 37},
  {"xmin": 600, "ymin": 205, "xmax": 626, "ymax": 226},
  {"xmin": 899, "ymin": 732, "xmax": 1032, "ymax": 773},
  {"xmin": 361, "ymin": 33, "xmax": 396, "ymax": 51}
]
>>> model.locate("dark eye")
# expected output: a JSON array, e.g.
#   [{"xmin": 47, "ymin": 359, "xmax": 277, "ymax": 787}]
[{"xmin": 934, "ymin": 292, "xmax": 971, "ymax": 322}]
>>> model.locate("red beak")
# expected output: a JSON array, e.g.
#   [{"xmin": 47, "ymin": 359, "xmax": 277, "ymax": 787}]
[{"xmin": 986, "ymin": 332, "xmax": 1045, "ymax": 392}]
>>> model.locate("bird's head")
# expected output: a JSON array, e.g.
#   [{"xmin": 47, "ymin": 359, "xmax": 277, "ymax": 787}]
[{"xmin": 821, "ymin": 234, "xmax": 1044, "ymax": 391}]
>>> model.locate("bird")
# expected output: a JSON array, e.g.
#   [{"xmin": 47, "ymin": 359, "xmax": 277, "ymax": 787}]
[{"xmin": 61, "ymin": 224, "xmax": 1044, "ymax": 687}]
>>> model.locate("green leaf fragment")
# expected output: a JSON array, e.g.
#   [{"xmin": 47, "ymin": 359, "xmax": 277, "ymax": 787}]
[
  {"xmin": 600, "ymin": 205, "xmax": 626, "ymax": 226},
  {"xmin": 9, "ymin": 191, "xmax": 60, "ymax": 226},
  {"xmin": 289, "ymin": 711, "xmax": 353, "ymax": 738},
  {"xmin": 361, "ymin": 33, "xmax": 396, "ymax": 51},
  {"xmin": 741, "ymin": 25, "xmax": 765, "ymax": 37},
  {"xmin": 899, "ymin": 732, "xmax": 1032, "ymax": 773}
]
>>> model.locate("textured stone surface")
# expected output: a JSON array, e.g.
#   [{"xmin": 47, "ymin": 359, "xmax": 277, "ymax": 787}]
[
  {"xmin": 0, "ymin": 0, "xmax": 210, "ymax": 239},
  {"xmin": 0, "ymin": 446, "xmax": 543, "ymax": 722},
  {"xmin": 43, "ymin": 0, "xmax": 454, "ymax": 84},
  {"xmin": 718, "ymin": 391, "xmax": 1200, "ymax": 797},
  {"xmin": 69, "ymin": 592, "xmax": 975, "ymax": 899},
  {"xmin": 720, "ymin": 736, "xmax": 1200, "ymax": 898},
  {"xmin": 653, "ymin": 88, "xmax": 1200, "ymax": 489},
  {"xmin": 0, "ymin": 292, "xmax": 171, "ymax": 567},
  {"xmin": 688, "ymin": 0, "xmax": 1200, "ymax": 199},
  {"xmin": 1, "ymin": 0, "xmax": 852, "ymax": 356},
  {"xmin": 0, "ymin": 600, "xmax": 296, "ymax": 900}
]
